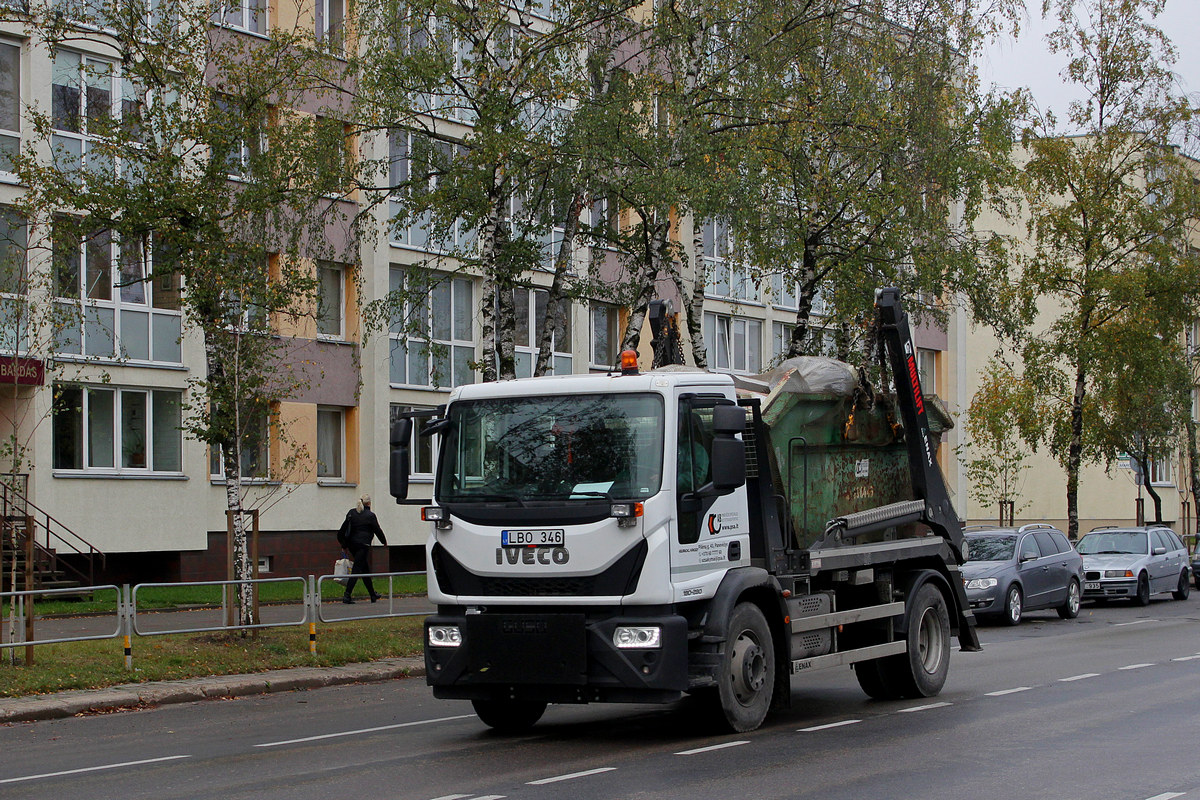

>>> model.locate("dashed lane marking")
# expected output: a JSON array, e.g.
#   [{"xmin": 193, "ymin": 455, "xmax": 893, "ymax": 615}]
[
  {"xmin": 255, "ymin": 715, "xmax": 476, "ymax": 747},
  {"xmin": 0, "ymin": 755, "xmax": 192, "ymax": 785},
  {"xmin": 1119, "ymin": 663, "xmax": 1155, "ymax": 670},
  {"xmin": 1059, "ymin": 673, "xmax": 1100, "ymax": 682},
  {"xmin": 676, "ymin": 741, "xmax": 750, "ymax": 756},
  {"xmin": 1114, "ymin": 620, "xmax": 1157, "ymax": 626},
  {"xmin": 985, "ymin": 687, "xmax": 1031, "ymax": 697},
  {"xmin": 527, "ymin": 768, "xmax": 618, "ymax": 785},
  {"xmin": 798, "ymin": 720, "xmax": 861, "ymax": 732},
  {"xmin": 897, "ymin": 702, "xmax": 951, "ymax": 713},
  {"xmin": 1172, "ymin": 655, "xmax": 1200, "ymax": 662},
  {"xmin": 429, "ymin": 795, "xmax": 472, "ymax": 800},
  {"xmin": 1143, "ymin": 793, "xmax": 1184, "ymax": 800}
]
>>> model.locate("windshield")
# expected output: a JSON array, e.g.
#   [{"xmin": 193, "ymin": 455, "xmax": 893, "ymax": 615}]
[
  {"xmin": 437, "ymin": 392, "xmax": 665, "ymax": 503},
  {"xmin": 1076, "ymin": 531, "xmax": 1148, "ymax": 555},
  {"xmin": 965, "ymin": 535, "xmax": 1016, "ymax": 561}
]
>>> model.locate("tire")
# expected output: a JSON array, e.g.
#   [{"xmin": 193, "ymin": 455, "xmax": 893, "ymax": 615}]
[
  {"xmin": 854, "ymin": 658, "xmax": 900, "ymax": 700},
  {"xmin": 1003, "ymin": 584, "xmax": 1023, "ymax": 626},
  {"xmin": 1133, "ymin": 573, "xmax": 1151, "ymax": 606},
  {"xmin": 871, "ymin": 582, "xmax": 952, "ymax": 700},
  {"xmin": 1058, "ymin": 579, "xmax": 1081, "ymax": 619},
  {"xmin": 1172, "ymin": 571, "xmax": 1191, "ymax": 601},
  {"xmin": 471, "ymin": 698, "xmax": 547, "ymax": 733},
  {"xmin": 713, "ymin": 602, "xmax": 775, "ymax": 732}
]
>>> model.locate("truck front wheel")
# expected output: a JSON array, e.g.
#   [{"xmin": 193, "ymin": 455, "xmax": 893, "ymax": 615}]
[
  {"xmin": 472, "ymin": 698, "xmax": 547, "ymax": 733},
  {"xmin": 714, "ymin": 602, "xmax": 776, "ymax": 732}
]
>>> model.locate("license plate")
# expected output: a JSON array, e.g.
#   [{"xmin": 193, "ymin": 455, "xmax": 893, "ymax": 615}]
[
  {"xmin": 1084, "ymin": 581, "xmax": 1101, "ymax": 591},
  {"xmin": 501, "ymin": 529, "xmax": 565, "ymax": 547}
]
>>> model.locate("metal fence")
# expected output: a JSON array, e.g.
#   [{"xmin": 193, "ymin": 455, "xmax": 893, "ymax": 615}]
[{"xmin": 0, "ymin": 571, "xmax": 429, "ymax": 667}]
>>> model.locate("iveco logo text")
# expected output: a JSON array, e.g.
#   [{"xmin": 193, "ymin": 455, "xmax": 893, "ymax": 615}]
[{"xmin": 496, "ymin": 547, "xmax": 570, "ymax": 565}]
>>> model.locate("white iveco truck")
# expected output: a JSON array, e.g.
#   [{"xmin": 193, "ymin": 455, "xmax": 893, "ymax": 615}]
[{"xmin": 390, "ymin": 289, "xmax": 980, "ymax": 732}]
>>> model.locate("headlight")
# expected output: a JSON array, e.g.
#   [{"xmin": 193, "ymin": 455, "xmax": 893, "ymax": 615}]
[
  {"xmin": 966, "ymin": 578, "xmax": 999, "ymax": 590},
  {"xmin": 1104, "ymin": 570, "xmax": 1134, "ymax": 578},
  {"xmin": 427, "ymin": 625, "xmax": 462, "ymax": 647},
  {"xmin": 613, "ymin": 626, "xmax": 661, "ymax": 649}
]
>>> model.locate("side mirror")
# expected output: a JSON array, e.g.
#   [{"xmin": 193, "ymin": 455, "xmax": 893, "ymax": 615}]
[
  {"xmin": 709, "ymin": 436, "xmax": 746, "ymax": 492},
  {"xmin": 1153, "ymin": 546, "xmax": 1167, "ymax": 556},
  {"xmin": 712, "ymin": 403, "xmax": 746, "ymax": 435},
  {"xmin": 389, "ymin": 420, "xmax": 412, "ymax": 502},
  {"xmin": 1020, "ymin": 552, "xmax": 1038, "ymax": 563}
]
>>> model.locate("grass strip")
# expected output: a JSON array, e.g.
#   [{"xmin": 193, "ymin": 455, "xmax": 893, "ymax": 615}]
[{"xmin": 0, "ymin": 617, "xmax": 425, "ymax": 698}]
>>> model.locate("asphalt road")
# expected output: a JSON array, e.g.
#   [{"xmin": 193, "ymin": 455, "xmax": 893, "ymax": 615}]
[{"xmin": 2, "ymin": 595, "xmax": 1198, "ymax": 800}]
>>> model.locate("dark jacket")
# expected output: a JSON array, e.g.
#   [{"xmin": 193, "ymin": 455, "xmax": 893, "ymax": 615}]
[{"xmin": 338, "ymin": 508, "xmax": 387, "ymax": 549}]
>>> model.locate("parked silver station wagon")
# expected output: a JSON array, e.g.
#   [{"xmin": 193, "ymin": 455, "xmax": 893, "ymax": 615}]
[
  {"xmin": 962, "ymin": 525, "xmax": 1084, "ymax": 625},
  {"xmin": 1076, "ymin": 527, "xmax": 1191, "ymax": 605}
]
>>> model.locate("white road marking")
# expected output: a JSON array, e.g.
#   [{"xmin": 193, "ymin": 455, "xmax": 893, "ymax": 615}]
[
  {"xmin": 0, "ymin": 755, "xmax": 191, "ymax": 785},
  {"xmin": 897, "ymin": 702, "xmax": 951, "ymax": 713},
  {"xmin": 1143, "ymin": 793, "xmax": 1184, "ymax": 800},
  {"xmin": 429, "ymin": 795, "xmax": 472, "ymax": 800},
  {"xmin": 471, "ymin": 796, "xmax": 506, "ymax": 800},
  {"xmin": 1172, "ymin": 655, "xmax": 1200, "ymax": 662},
  {"xmin": 1114, "ymin": 619, "xmax": 1156, "ymax": 627},
  {"xmin": 527, "ymin": 768, "xmax": 618, "ymax": 785},
  {"xmin": 255, "ymin": 715, "xmax": 475, "ymax": 747},
  {"xmin": 1059, "ymin": 673, "xmax": 1100, "ymax": 682},
  {"xmin": 676, "ymin": 741, "xmax": 750, "ymax": 755},
  {"xmin": 798, "ymin": 720, "xmax": 861, "ymax": 732},
  {"xmin": 1119, "ymin": 663, "xmax": 1154, "ymax": 670},
  {"xmin": 985, "ymin": 687, "xmax": 1031, "ymax": 697}
]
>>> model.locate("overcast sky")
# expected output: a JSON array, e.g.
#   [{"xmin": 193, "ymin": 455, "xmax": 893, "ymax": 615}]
[{"xmin": 976, "ymin": 0, "xmax": 1199, "ymax": 131}]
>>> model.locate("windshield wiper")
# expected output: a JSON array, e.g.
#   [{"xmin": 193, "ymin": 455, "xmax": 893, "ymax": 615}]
[
  {"xmin": 450, "ymin": 493, "xmax": 526, "ymax": 505},
  {"xmin": 567, "ymin": 490, "xmax": 613, "ymax": 500},
  {"xmin": 1092, "ymin": 550, "xmax": 1133, "ymax": 555}
]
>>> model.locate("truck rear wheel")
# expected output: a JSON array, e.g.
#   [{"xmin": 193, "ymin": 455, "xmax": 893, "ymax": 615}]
[
  {"xmin": 471, "ymin": 698, "xmax": 547, "ymax": 733},
  {"xmin": 714, "ymin": 602, "xmax": 775, "ymax": 732},
  {"xmin": 860, "ymin": 582, "xmax": 951, "ymax": 700}
]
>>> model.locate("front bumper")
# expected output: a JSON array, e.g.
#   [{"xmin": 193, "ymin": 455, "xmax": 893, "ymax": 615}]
[
  {"xmin": 965, "ymin": 589, "xmax": 1001, "ymax": 615},
  {"xmin": 1082, "ymin": 578, "xmax": 1136, "ymax": 599},
  {"xmin": 424, "ymin": 610, "xmax": 690, "ymax": 704}
]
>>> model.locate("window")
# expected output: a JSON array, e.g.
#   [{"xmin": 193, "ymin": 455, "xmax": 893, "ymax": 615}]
[
  {"xmin": 702, "ymin": 218, "xmax": 758, "ymax": 303},
  {"xmin": 53, "ymin": 50, "xmax": 130, "ymax": 179},
  {"xmin": 316, "ymin": 0, "xmax": 346, "ymax": 53},
  {"xmin": 388, "ymin": 267, "xmax": 475, "ymax": 389},
  {"xmin": 209, "ymin": 412, "xmax": 270, "ymax": 480},
  {"xmin": 316, "ymin": 260, "xmax": 345, "ymax": 339},
  {"xmin": 0, "ymin": 207, "xmax": 26, "ymax": 296},
  {"xmin": 215, "ymin": 0, "xmax": 267, "ymax": 34},
  {"xmin": 213, "ymin": 95, "xmax": 265, "ymax": 179},
  {"xmin": 389, "ymin": 132, "xmax": 470, "ymax": 251},
  {"xmin": 52, "ymin": 384, "xmax": 182, "ymax": 473},
  {"xmin": 0, "ymin": 40, "xmax": 19, "ymax": 174},
  {"xmin": 771, "ymin": 321, "xmax": 793, "ymax": 366},
  {"xmin": 916, "ymin": 348, "xmax": 937, "ymax": 395},
  {"xmin": 1018, "ymin": 534, "xmax": 1041, "ymax": 561},
  {"xmin": 52, "ymin": 217, "xmax": 183, "ymax": 363},
  {"xmin": 316, "ymin": 406, "xmax": 344, "ymax": 479},
  {"xmin": 677, "ymin": 401, "xmax": 715, "ymax": 545},
  {"xmin": 390, "ymin": 404, "xmax": 436, "ymax": 478},
  {"xmin": 590, "ymin": 302, "xmax": 619, "ymax": 368},
  {"xmin": 703, "ymin": 312, "xmax": 761, "ymax": 373},
  {"xmin": 512, "ymin": 287, "xmax": 572, "ymax": 376},
  {"xmin": 769, "ymin": 274, "xmax": 827, "ymax": 315},
  {"xmin": 1148, "ymin": 456, "xmax": 1173, "ymax": 486}
]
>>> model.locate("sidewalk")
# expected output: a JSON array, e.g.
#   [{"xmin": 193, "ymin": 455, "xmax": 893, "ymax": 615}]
[{"xmin": 0, "ymin": 656, "xmax": 427, "ymax": 724}]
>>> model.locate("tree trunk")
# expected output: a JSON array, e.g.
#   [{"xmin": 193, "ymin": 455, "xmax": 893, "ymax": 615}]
[
  {"xmin": 1136, "ymin": 453, "xmax": 1163, "ymax": 523},
  {"xmin": 1065, "ymin": 364, "xmax": 1086, "ymax": 541},
  {"xmin": 679, "ymin": 215, "xmax": 706, "ymax": 368},
  {"xmin": 1188, "ymin": 417, "xmax": 1200, "ymax": 543},
  {"xmin": 786, "ymin": 238, "xmax": 820, "ymax": 358},
  {"xmin": 476, "ymin": 196, "xmax": 503, "ymax": 383},
  {"xmin": 622, "ymin": 215, "xmax": 668, "ymax": 353},
  {"xmin": 535, "ymin": 189, "xmax": 584, "ymax": 377}
]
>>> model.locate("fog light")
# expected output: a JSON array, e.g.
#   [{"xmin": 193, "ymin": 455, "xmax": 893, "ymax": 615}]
[
  {"xmin": 427, "ymin": 625, "xmax": 462, "ymax": 647},
  {"xmin": 613, "ymin": 626, "xmax": 661, "ymax": 649}
]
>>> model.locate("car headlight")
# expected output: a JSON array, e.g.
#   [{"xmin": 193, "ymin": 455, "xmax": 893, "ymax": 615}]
[
  {"xmin": 613, "ymin": 626, "xmax": 661, "ymax": 649},
  {"xmin": 1104, "ymin": 570, "xmax": 1134, "ymax": 578},
  {"xmin": 966, "ymin": 578, "xmax": 999, "ymax": 590},
  {"xmin": 427, "ymin": 625, "xmax": 462, "ymax": 647}
]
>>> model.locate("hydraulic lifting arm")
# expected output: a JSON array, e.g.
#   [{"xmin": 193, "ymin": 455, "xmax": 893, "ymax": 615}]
[{"xmin": 875, "ymin": 287, "xmax": 982, "ymax": 652}]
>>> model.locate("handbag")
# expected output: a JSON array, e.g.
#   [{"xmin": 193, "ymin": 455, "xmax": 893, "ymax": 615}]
[{"xmin": 333, "ymin": 557, "xmax": 353, "ymax": 585}]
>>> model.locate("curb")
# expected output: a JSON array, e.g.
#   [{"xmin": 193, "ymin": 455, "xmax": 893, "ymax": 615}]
[{"xmin": 0, "ymin": 657, "xmax": 427, "ymax": 724}]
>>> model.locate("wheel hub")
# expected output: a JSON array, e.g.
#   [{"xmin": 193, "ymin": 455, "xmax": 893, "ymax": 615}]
[{"xmin": 730, "ymin": 632, "xmax": 766, "ymax": 704}]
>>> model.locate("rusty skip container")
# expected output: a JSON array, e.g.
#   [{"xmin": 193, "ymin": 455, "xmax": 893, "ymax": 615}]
[{"xmin": 735, "ymin": 357, "xmax": 953, "ymax": 551}]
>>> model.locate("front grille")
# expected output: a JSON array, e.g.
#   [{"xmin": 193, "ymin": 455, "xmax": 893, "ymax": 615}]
[
  {"xmin": 478, "ymin": 576, "xmax": 597, "ymax": 596},
  {"xmin": 796, "ymin": 596, "xmax": 825, "ymax": 614},
  {"xmin": 1085, "ymin": 571, "xmax": 1101, "ymax": 580}
]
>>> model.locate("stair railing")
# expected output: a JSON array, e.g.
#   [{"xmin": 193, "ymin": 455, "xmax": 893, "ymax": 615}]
[{"xmin": 0, "ymin": 477, "xmax": 104, "ymax": 587}]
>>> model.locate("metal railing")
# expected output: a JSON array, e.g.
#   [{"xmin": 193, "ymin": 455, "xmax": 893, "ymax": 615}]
[{"xmin": 1, "ymin": 571, "xmax": 431, "ymax": 667}]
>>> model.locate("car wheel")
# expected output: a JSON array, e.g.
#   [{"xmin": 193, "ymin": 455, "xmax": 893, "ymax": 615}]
[
  {"xmin": 1058, "ymin": 579, "xmax": 1081, "ymax": 619},
  {"xmin": 1133, "ymin": 573, "xmax": 1151, "ymax": 606},
  {"xmin": 1003, "ymin": 584, "xmax": 1023, "ymax": 626},
  {"xmin": 1172, "ymin": 571, "xmax": 1191, "ymax": 601},
  {"xmin": 471, "ymin": 699, "xmax": 547, "ymax": 733}
]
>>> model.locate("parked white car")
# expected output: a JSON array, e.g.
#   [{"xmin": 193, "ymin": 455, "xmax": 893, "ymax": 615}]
[{"xmin": 1076, "ymin": 527, "xmax": 1191, "ymax": 606}]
